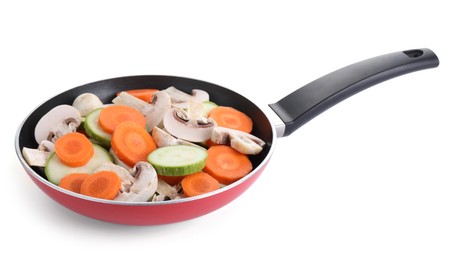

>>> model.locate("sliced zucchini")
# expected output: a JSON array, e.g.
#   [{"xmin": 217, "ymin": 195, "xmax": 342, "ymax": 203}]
[
  {"xmin": 45, "ymin": 144, "xmax": 113, "ymax": 185},
  {"xmin": 147, "ymin": 145, "xmax": 207, "ymax": 176},
  {"xmin": 84, "ymin": 108, "xmax": 111, "ymax": 147},
  {"xmin": 202, "ymin": 101, "xmax": 218, "ymax": 117}
]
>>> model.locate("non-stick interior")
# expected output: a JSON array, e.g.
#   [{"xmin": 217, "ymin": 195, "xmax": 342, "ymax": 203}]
[{"xmin": 17, "ymin": 75, "xmax": 274, "ymax": 183}]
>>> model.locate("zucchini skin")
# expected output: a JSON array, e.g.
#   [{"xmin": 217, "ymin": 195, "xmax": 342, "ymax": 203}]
[{"xmin": 45, "ymin": 144, "xmax": 112, "ymax": 185}]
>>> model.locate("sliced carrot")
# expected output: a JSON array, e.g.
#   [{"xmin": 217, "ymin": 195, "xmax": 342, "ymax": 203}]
[
  {"xmin": 54, "ymin": 132, "xmax": 94, "ymax": 167},
  {"xmin": 204, "ymin": 139, "xmax": 219, "ymax": 148},
  {"xmin": 59, "ymin": 173, "xmax": 90, "ymax": 193},
  {"xmin": 80, "ymin": 171, "xmax": 121, "ymax": 200},
  {"xmin": 181, "ymin": 171, "xmax": 219, "ymax": 197},
  {"xmin": 203, "ymin": 145, "xmax": 253, "ymax": 185},
  {"xmin": 116, "ymin": 89, "xmax": 158, "ymax": 103},
  {"xmin": 158, "ymin": 174, "xmax": 185, "ymax": 186},
  {"xmin": 208, "ymin": 106, "xmax": 253, "ymax": 133},
  {"xmin": 98, "ymin": 105, "xmax": 146, "ymax": 134},
  {"xmin": 111, "ymin": 121, "xmax": 157, "ymax": 167}
]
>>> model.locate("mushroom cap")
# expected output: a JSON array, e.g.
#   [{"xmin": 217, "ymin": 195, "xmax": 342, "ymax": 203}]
[
  {"xmin": 72, "ymin": 93, "xmax": 103, "ymax": 116},
  {"xmin": 163, "ymin": 87, "xmax": 209, "ymax": 109},
  {"xmin": 163, "ymin": 108, "xmax": 216, "ymax": 143},
  {"xmin": 34, "ymin": 104, "xmax": 81, "ymax": 144}
]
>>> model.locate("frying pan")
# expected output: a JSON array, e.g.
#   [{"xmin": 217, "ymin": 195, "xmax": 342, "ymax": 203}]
[{"xmin": 15, "ymin": 48, "xmax": 439, "ymax": 225}]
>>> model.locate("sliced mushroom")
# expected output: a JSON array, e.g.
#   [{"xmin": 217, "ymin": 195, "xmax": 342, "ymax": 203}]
[
  {"xmin": 151, "ymin": 126, "xmax": 205, "ymax": 149},
  {"xmin": 210, "ymin": 126, "xmax": 265, "ymax": 155},
  {"xmin": 38, "ymin": 140, "xmax": 55, "ymax": 153},
  {"xmin": 153, "ymin": 179, "xmax": 183, "ymax": 201},
  {"xmin": 34, "ymin": 104, "xmax": 82, "ymax": 144},
  {"xmin": 72, "ymin": 93, "xmax": 103, "ymax": 116},
  {"xmin": 163, "ymin": 108, "xmax": 216, "ymax": 142},
  {"xmin": 112, "ymin": 91, "xmax": 152, "ymax": 114},
  {"xmin": 114, "ymin": 161, "xmax": 158, "ymax": 202},
  {"xmin": 22, "ymin": 140, "xmax": 55, "ymax": 167},
  {"xmin": 112, "ymin": 91, "xmax": 171, "ymax": 130},
  {"xmin": 163, "ymin": 86, "xmax": 209, "ymax": 108},
  {"xmin": 145, "ymin": 91, "xmax": 172, "ymax": 130}
]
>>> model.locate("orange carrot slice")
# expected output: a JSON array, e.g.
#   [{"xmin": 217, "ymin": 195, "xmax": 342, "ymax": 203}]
[
  {"xmin": 116, "ymin": 89, "xmax": 158, "ymax": 103},
  {"xmin": 111, "ymin": 121, "xmax": 157, "ymax": 167},
  {"xmin": 54, "ymin": 132, "xmax": 94, "ymax": 167},
  {"xmin": 203, "ymin": 145, "xmax": 253, "ymax": 185},
  {"xmin": 158, "ymin": 174, "xmax": 185, "ymax": 186},
  {"xmin": 208, "ymin": 106, "xmax": 253, "ymax": 133},
  {"xmin": 59, "ymin": 173, "xmax": 90, "ymax": 193},
  {"xmin": 98, "ymin": 105, "xmax": 146, "ymax": 134},
  {"xmin": 181, "ymin": 172, "xmax": 219, "ymax": 197},
  {"xmin": 80, "ymin": 170, "xmax": 121, "ymax": 200}
]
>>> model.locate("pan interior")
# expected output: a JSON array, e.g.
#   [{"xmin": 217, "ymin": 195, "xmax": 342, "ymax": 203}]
[{"xmin": 17, "ymin": 75, "xmax": 274, "ymax": 183}]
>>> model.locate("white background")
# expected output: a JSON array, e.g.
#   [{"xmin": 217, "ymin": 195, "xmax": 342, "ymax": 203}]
[{"xmin": 3, "ymin": 1, "xmax": 453, "ymax": 259}]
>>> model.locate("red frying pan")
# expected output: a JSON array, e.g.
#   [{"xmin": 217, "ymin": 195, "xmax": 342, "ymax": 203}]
[{"xmin": 15, "ymin": 48, "xmax": 439, "ymax": 225}]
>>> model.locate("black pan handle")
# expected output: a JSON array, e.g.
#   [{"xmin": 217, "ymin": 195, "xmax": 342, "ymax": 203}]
[{"xmin": 269, "ymin": 48, "xmax": 439, "ymax": 137}]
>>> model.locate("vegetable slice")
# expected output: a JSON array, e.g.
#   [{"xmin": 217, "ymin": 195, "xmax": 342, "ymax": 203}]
[
  {"xmin": 158, "ymin": 174, "xmax": 185, "ymax": 186},
  {"xmin": 59, "ymin": 173, "xmax": 90, "ymax": 193},
  {"xmin": 203, "ymin": 145, "xmax": 253, "ymax": 185},
  {"xmin": 202, "ymin": 101, "xmax": 218, "ymax": 117},
  {"xmin": 181, "ymin": 171, "xmax": 219, "ymax": 197},
  {"xmin": 116, "ymin": 89, "xmax": 158, "ymax": 103},
  {"xmin": 98, "ymin": 105, "xmax": 146, "ymax": 134},
  {"xmin": 45, "ymin": 144, "xmax": 113, "ymax": 185},
  {"xmin": 147, "ymin": 145, "xmax": 207, "ymax": 176},
  {"xmin": 80, "ymin": 170, "xmax": 121, "ymax": 200},
  {"xmin": 208, "ymin": 106, "xmax": 253, "ymax": 133},
  {"xmin": 111, "ymin": 121, "xmax": 157, "ymax": 167},
  {"xmin": 84, "ymin": 108, "xmax": 112, "ymax": 147},
  {"xmin": 54, "ymin": 132, "xmax": 94, "ymax": 167}
]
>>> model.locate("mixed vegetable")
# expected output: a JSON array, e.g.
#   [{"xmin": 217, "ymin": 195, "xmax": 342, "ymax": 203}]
[{"xmin": 22, "ymin": 86, "xmax": 265, "ymax": 202}]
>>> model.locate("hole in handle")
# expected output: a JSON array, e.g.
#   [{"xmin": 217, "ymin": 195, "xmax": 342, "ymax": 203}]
[{"xmin": 403, "ymin": 49, "xmax": 424, "ymax": 58}]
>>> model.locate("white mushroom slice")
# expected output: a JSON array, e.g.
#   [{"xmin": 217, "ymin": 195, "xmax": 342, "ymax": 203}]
[
  {"xmin": 186, "ymin": 98, "xmax": 204, "ymax": 120},
  {"xmin": 22, "ymin": 148, "xmax": 50, "ymax": 167},
  {"xmin": 21, "ymin": 140, "xmax": 56, "ymax": 167},
  {"xmin": 156, "ymin": 179, "xmax": 183, "ymax": 200},
  {"xmin": 151, "ymin": 193, "xmax": 167, "ymax": 202},
  {"xmin": 191, "ymin": 89, "xmax": 210, "ymax": 102},
  {"xmin": 34, "ymin": 104, "xmax": 82, "ymax": 144},
  {"xmin": 145, "ymin": 91, "xmax": 171, "ymax": 130},
  {"xmin": 163, "ymin": 86, "xmax": 209, "ymax": 108},
  {"xmin": 210, "ymin": 126, "xmax": 265, "ymax": 155},
  {"xmin": 112, "ymin": 91, "xmax": 152, "ymax": 115},
  {"xmin": 72, "ymin": 93, "xmax": 103, "ymax": 116},
  {"xmin": 113, "ymin": 91, "xmax": 171, "ymax": 130},
  {"xmin": 151, "ymin": 126, "xmax": 205, "ymax": 149},
  {"xmin": 163, "ymin": 108, "xmax": 217, "ymax": 142},
  {"xmin": 114, "ymin": 162, "xmax": 158, "ymax": 202},
  {"xmin": 94, "ymin": 162, "xmax": 134, "ymax": 192},
  {"xmin": 38, "ymin": 140, "xmax": 55, "ymax": 153}
]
